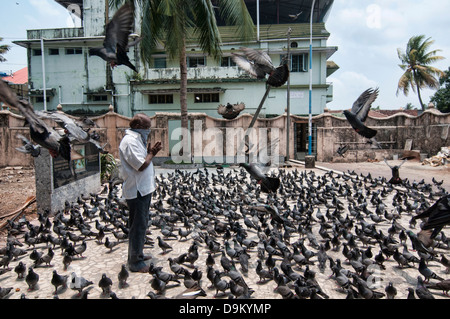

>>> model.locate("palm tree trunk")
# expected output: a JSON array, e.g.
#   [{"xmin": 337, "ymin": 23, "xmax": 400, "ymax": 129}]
[
  {"xmin": 179, "ymin": 39, "xmax": 188, "ymax": 130},
  {"xmin": 414, "ymin": 69, "xmax": 425, "ymax": 110}
]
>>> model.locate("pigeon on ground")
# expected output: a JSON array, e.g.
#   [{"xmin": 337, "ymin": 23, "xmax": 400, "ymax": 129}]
[
  {"xmin": 0, "ymin": 80, "xmax": 71, "ymax": 161},
  {"xmin": 98, "ymin": 273, "xmax": 113, "ymax": 295},
  {"xmin": 240, "ymin": 163, "xmax": 280, "ymax": 193},
  {"xmin": 217, "ymin": 102, "xmax": 245, "ymax": 120},
  {"xmin": 14, "ymin": 261, "xmax": 26, "ymax": 279},
  {"xmin": 69, "ymin": 272, "xmax": 93, "ymax": 295},
  {"xmin": 343, "ymin": 87, "xmax": 380, "ymax": 141},
  {"xmin": 419, "ymin": 258, "xmax": 444, "ymax": 282},
  {"xmin": 118, "ymin": 264, "xmax": 129, "ymax": 288},
  {"xmin": 385, "ymin": 282, "xmax": 397, "ymax": 299},
  {"xmin": 425, "ymin": 279, "xmax": 450, "ymax": 297},
  {"xmin": 415, "ymin": 276, "xmax": 435, "ymax": 299},
  {"xmin": 89, "ymin": 2, "xmax": 138, "ymax": 72},
  {"xmin": 157, "ymin": 236, "xmax": 173, "ymax": 254},
  {"xmin": 0, "ymin": 287, "xmax": 13, "ymax": 299},
  {"xmin": 25, "ymin": 267, "xmax": 39, "ymax": 291},
  {"xmin": 51, "ymin": 270, "xmax": 68, "ymax": 294},
  {"xmin": 232, "ymin": 47, "xmax": 289, "ymax": 87},
  {"xmin": 104, "ymin": 237, "xmax": 120, "ymax": 252}
]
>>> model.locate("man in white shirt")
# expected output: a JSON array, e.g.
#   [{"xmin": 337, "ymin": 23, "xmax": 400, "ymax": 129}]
[{"xmin": 119, "ymin": 113, "xmax": 162, "ymax": 272}]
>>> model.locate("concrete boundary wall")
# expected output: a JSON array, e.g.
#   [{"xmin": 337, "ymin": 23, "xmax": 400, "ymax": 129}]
[{"xmin": 1, "ymin": 105, "xmax": 449, "ymax": 167}]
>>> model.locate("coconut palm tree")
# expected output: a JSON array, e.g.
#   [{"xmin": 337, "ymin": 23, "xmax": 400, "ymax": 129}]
[
  {"xmin": 397, "ymin": 35, "xmax": 445, "ymax": 111},
  {"xmin": 110, "ymin": 0, "xmax": 254, "ymax": 131},
  {"xmin": 0, "ymin": 37, "xmax": 10, "ymax": 62}
]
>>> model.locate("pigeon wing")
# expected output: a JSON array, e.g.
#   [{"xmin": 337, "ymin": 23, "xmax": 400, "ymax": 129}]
[
  {"xmin": 240, "ymin": 47, "xmax": 274, "ymax": 69},
  {"xmin": 217, "ymin": 104, "xmax": 227, "ymax": 116},
  {"xmin": 103, "ymin": 3, "xmax": 134, "ymax": 54},
  {"xmin": 351, "ymin": 88, "xmax": 379, "ymax": 122},
  {"xmin": 232, "ymin": 53, "xmax": 259, "ymax": 78},
  {"xmin": 233, "ymin": 103, "xmax": 246, "ymax": 112}
]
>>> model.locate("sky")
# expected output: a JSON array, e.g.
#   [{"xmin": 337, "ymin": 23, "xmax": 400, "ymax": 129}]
[{"xmin": 0, "ymin": 0, "xmax": 449, "ymax": 110}]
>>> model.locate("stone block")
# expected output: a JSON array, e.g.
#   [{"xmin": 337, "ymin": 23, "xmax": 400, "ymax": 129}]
[{"xmin": 305, "ymin": 155, "xmax": 315, "ymax": 168}]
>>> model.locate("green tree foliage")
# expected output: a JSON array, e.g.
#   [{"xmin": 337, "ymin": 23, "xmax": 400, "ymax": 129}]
[
  {"xmin": 397, "ymin": 35, "xmax": 445, "ymax": 110},
  {"xmin": 430, "ymin": 66, "xmax": 450, "ymax": 113}
]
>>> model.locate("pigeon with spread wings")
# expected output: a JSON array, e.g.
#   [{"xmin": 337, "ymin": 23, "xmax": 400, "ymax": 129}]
[
  {"xmin": 411, "ymin": 194, "xmax": 450, "ymax": 239},
  {"xmin": 89, "ymin": 3, "xmax": 138, "ymax": 72},
  {"xmin": 232, "ymin": 47, "xmax": 289, "ymax": 87},
  {"xmin": 217, "ymin": 102, "xmax": 245, "ymax": 119},
  {"xmin": 0, "ymin": 80, "xmax": 71, "ymax": 161},
  {"xmin": 343, "ymin": 88, "xmax": 380, "ymax": 142},
  {"xmin": 384, "ymin": 157, "xmax": 407, "ymax": 185},
  {"xmin": 35, "ymin": 111, "xmax": 105, "ymax": 152}
]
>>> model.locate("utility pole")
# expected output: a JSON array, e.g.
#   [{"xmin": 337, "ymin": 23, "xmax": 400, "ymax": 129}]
[{"xmin": 286, "ymin": 27, "xmax": 292, "ymax": 161}]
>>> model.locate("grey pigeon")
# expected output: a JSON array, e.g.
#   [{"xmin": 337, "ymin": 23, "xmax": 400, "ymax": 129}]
[
  {"xmin": 98, "ymin": 273, "xmax": 113, "ymax": 295},
  {"xmin": 217, "ymin": 102, "xmax": 245, "ymax": 120},
  {"xmin": 88, "ymin": 2, "xmax": 138, "ymax": 72},
  {"xmin": 69, "ymin": 272, "xmax": 93, "ymax": 295},
  {"xmin": 425, "ymin": 279, "xmax": 450, "ymax": 297},
  {"xmin": 231, "ymin": 47, "xmax": 289, "ymax": 87},
  {"xmin": 14, "ymin": 261, "xmax": 26, "ymax": 279},
  {"xmin": 406, "ymin": 230, "xmax": 435, "ymax": 255},
  {"xmin": 15, "ymin": 134, "xmax": 41, "ymax": 157},
  {"xmin": 51, "ymin": 270, "xmax": 68, "ymax": 294},
  {"xmin": 343, "ymin": 88, "xmax": 379, "ymax": 140},
  {"xmin": 0, "ymin": 287, "xmax": 13, "ymax": 299},
  {"xmin": 419, "ymin": 258, "xmax": 444, "ymax": 282},
  {"xmin": 240, "ymin": 163, "xmax": 280, "ymax": 193},
  {"xmin": 0, "ymin": 80, "xmax": 71, "ymax": 161},
  {"xmin": 413, "ymin": 194, "xmax": 450, "ymax": 239},
  {"xmin": 384, "ymin": 282, "xmax": 397, "ymax": 299},
  {"xmin": 118, "ymin": 264, "xmax": 129, "ymax": 288},
  {"xmin": 25, "ymin": 267, "xmax": 39, "ymax": 291},
  {"xmin": 415, "ymin": 276, "xmax": 435, "ymax": 299},
  {"xmin": 35, "ymin": 111, "xmax": 104, "ymax": 152},
  {"xmin": 157, "ymin": 236, "xmax": 173, "ymax": 254}
]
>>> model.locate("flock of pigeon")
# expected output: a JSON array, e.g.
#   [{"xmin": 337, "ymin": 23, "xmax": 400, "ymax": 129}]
[
  {"xmin": 0, "ymin": 165, "xmax": 449, "ymax": 299},
  {"xmin": 0, "ymin": 1, "xmax": 449, "ymax": 301}
]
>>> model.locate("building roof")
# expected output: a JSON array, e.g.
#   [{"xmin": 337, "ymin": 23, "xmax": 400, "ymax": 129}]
[{"xmin": 1, "ymin": 67, "xmax": 28, "ymax": 84}]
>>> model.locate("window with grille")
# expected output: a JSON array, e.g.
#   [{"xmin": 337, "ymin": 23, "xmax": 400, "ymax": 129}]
[
  {"xmin": 194, "ymin": 93, "xmax": 219, "ymax": 103},
  {"xmin": 149, "ymin": 94, "xmax": 174, "ymax": 104}
]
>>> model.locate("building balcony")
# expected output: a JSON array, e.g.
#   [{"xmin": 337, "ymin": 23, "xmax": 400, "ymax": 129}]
[
  {"xmin": 27, "ymin": 28, "xmax": 85, "ymax": 40},
  {"xmin": 142, "ymin": 66, "xmax": 259, "ymax": 84}
]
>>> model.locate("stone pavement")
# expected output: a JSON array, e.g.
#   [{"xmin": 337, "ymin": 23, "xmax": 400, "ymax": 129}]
[{"xmin": 0, "ymin": 165, "xmax": 449, "ymax": 300}]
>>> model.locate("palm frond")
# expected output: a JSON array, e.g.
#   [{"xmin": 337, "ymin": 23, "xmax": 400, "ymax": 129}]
[
  {"xmin": 190, "ymin": 0, "xmax": 222, "ymax": 59},
  {"xmin": 217, "ymin": 0, "xmax": 255, "ymax": 42}
]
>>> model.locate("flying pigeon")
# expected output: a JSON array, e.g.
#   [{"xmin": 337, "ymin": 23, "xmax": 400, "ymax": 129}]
[
  {"xmin": 15, "ymin": 134, "xmax": 41, "ymax": 157},
  {"xmin": 384, "ymin": 158, "xmax": 406, "ymax": 184},
  {"xmin": 343, "ymin": 88, "xmax": 379, "ymax": 141},
  {"xmin": 239, "ymin": 162, "xmax": 280, "ymax": 193},
  {"xmin": 232, "ymin": 47, "xmax": 289, "ymax": 87},
  {"xmin": 35, "ymin": 110, "xmax": 105, "ymax": 152},
  {"xmin": 217, "ymin": 102, "xmax": 245, "ymax": 119},
  {"xmin": 0, "ymin": 80, "xmax": 71, "ymax": 161},
  {"xmin": 336, "ymin": 144, "xmax": 349, "ymax": 157},
  {"xmin": 412, "ymin": 194, "xmax": 450, "ymax": 239},
  {"xmin": 89, "ymin": 2, "xmax": 138, "ymax": 72}
]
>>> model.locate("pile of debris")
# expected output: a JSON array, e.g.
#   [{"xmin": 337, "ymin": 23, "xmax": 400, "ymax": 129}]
[{"xmin": 422, "ymin": 146, "xmax": 450, "ymax": 166}]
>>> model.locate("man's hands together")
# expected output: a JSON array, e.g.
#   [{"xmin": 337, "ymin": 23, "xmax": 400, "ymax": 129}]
[{"xmin": 148, "ymin": 141, "xmax": 162, "ymax": 156}]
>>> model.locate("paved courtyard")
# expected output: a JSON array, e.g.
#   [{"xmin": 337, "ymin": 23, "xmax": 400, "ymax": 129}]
[{"xmin": 0, "ymin": 161, "xmax": 449, "ymax": 300}]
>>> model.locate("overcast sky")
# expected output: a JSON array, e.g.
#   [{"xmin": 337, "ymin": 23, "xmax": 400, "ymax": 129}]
[{"xmin": 1, "ymin": 0, "xmax": 449, "ymax": 110}]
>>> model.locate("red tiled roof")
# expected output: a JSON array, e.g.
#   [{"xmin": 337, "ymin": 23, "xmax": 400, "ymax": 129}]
[{"xmin": 2, "ymin": 67, "xmax": 28, "ymax": 84}]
